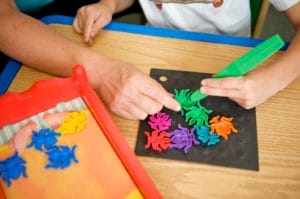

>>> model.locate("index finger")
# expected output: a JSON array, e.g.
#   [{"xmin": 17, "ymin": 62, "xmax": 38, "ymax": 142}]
[
  {"xmin": 141, "ymin": 78, "xmax": 181, "ymax": 112},
  {"xmin": 83, "ymin": 13, "xmax": 99, "ymax": 44}
]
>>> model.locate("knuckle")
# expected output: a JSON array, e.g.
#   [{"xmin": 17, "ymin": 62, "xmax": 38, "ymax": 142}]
[
  {"xmin": 109, "ymin": 95, "xmax": 122, "ymax": 111},
  {"xmin": 109, "ymin": 102, "xmax": 118, "ymax": 113},
  {"xmin": 240, "ymin": 96, "xmax": 255, "ymax": 109},
  {"xmin": 77, "ymin": 7, "xmax": 85, "ymax": 14},
  {"xmin": 139, "ymin": 112, "xmax": 148, "ymax": 120},
  {"xmin": 84, "ymin": 6, "xmax": 93, "ymax": 13},
  {"xmin": 219, "ymin": 79, "xmax": 226, "ymax": 88},
  {"xmin": 125, "ymin": 76, "xmax": 138, "ymax": 87},
  {"xmin": 148, "ymin": 104, "xmax": 163, "ymax": 115}
]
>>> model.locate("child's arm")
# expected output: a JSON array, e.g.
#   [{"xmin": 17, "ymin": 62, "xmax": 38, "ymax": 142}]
[
  {"xmin": 0, "ymin": 0, "xmax": 180, "ymax": 120},
  {"xmin": 73, "ymin": 0, "xmax": 135, "ymax": 45},
  {"xmin": 199, "ymin": 3, "xmax": 300, "ymax": 109}
]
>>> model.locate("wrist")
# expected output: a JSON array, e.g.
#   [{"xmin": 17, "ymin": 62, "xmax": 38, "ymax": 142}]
[
  {"xmin": 98, "ymin": 0, "xmax": 117, "ymax": 13},
  {"xmin": 75, "ymin": 48, "xmax": 111, "ymax": 88}
]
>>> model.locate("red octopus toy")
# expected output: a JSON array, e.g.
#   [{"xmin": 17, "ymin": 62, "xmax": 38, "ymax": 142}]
[{"xmin": 144, "ymin": 130, "xmax": 171, "ymax": 152}]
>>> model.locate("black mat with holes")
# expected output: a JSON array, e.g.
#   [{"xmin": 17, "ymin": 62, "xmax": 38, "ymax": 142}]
[{"xmin": 134, "ymin": 68, "xmax": 259, "ymax": 171}]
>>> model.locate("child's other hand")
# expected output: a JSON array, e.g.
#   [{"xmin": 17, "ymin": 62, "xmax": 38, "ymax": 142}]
[
  {"xmin": 73, "ymin": 2, "xmax": 113, "ymax": 45},
  {"xmin": 199, "ymin": 66, "xmax": 284, "ymax": 109}
]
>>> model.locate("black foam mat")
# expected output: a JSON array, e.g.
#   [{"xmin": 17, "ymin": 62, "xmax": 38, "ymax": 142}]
[{"xmin": 135, "ymin": 69, "xmax": 259, "ymax": 171}]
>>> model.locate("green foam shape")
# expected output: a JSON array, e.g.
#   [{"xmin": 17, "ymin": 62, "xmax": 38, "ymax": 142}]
[{"xmin": 190, "ymin": 34, "xmax": 285, "ymax": 102}]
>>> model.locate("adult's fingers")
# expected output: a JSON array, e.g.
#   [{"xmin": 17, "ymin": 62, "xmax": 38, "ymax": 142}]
[
  {"xmin": 111, "ymin": 99, "xmax": 148, "ymax": 120},
  {"xmin": 133, "ymin": 92, "xmax": 163, "ymax": 115},
  {"xmin": 139, "ymin": 78, "xmax": 181, "ymax": 112}
]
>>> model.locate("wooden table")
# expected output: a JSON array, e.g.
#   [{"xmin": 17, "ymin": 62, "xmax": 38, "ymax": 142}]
[{"xmin": 5, "ymin": 16, "xmax": 300, "ymax": 198}]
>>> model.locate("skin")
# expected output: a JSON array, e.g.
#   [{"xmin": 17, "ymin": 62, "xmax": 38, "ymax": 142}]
[
  {"xmin": 0, "ymin": 0, "xmax": 181, "ymax": 120},
  {"xmin": 200, "ymin": 3, "xmax": 300, "ymax": 109},
  {"xmin": 74, "ymin": 0, "xmax": 300, "ymax": 109},
  {"xmin": 73, "ymin": 0, "xmax": 135, "ymax": 45},
  {"xmin": 10, "ymin": 121, "xmax": 36, "ymax": 153}
]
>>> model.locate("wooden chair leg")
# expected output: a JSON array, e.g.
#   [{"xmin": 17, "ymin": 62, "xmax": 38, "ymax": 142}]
[{"xmin": 253, "ymin": 0, "xmax": 270, "ymax": 38}]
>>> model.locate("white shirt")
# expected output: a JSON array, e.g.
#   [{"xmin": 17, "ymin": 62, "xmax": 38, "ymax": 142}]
[
  {"xmin": 270, "ymin": 0, "xmax": 299, "ymax": 11},
  {"xmin": 138, "ymin": 0, "xmax": 299, "ymax": 37}
]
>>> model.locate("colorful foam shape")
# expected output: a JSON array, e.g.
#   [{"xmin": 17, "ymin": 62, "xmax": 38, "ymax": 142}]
[
  {"xmin": 27, "ymin": 128, "xmax": 61, "ymax": 151},
  {"xmin": 135, "ymin": 68, "xmax": 259, "ymax": 171},
  {"xmin": 0, "ymin": 153, "xmax": 27, "ymax": 187}
]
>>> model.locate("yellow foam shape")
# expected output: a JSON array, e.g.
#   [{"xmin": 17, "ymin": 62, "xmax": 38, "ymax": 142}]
[
  {"xmin": 56, "ymin": 109, "xmax": 87, "ymax": 136},
  {"xmin": 0, "ymin": 144, "xmax": 9, "ymax": 152},
  {"xmin": 125, "ymin": 189, "xmax": 143, "ymax": 199}
]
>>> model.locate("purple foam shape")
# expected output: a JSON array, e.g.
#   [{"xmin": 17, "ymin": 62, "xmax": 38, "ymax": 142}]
[{"xmin": 169, "ymin": 124, "xmax": 200, "ymax": 154}]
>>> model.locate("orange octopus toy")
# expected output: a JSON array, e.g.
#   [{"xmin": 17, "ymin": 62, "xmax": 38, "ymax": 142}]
[{"xmin": 209, "ymin": 115, "xmax": 238, "ymax": 140}]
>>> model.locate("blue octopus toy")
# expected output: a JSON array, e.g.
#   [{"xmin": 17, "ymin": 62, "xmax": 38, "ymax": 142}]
[
  {"xmin": 27, "ymin": 128, "xmax": 61, "ymax": 151},
  {"xmin": 0, "ymin": 153, "xmax": 27, "ymax": 187},
  {"xmin": 45, "ymin": 145, "xmax": 78, "ymax": 169},
  {"xmin": 194, "ymin": 125, "xmax": 220, "ymax": 146}
]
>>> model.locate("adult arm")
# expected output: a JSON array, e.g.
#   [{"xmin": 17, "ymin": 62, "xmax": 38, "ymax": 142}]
[
  {"xmin": 0, "ymin": 0, "xmax": 180, "ymax": 119},
  {"xmin": 200, "ymin": 2, "xmax": 300, "ymax": 109}
]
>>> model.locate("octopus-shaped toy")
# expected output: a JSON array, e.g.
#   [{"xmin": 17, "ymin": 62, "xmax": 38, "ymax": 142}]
[
  {"xmin": 0, "ymin": 152, "xmax": 27, "ymax": 187},
  {"xmin": 174, "ymin": 89, "xmax": 196, "ymax": 116},
  {"xmin": 45, "ymin": 145, "xmax": 78, "ymax": 169},
  {"xmin": 209, "ymin": 115, "xmax": 238, "ymax": 140},
  {"xmin": 148, "ymin": 112, "xmax": 171, "ymax": 131},
  {"xmin": 185, "ymin": 102, "xmax": 212, "ymax": 126},
  {"xmin": 194, "ymin": 125, "xmax": 220, "ymax": 146},
  {"xmin": 55, "ymin": 110, "xmax": 87, "ymax": 135},
  {"xmin": 169, "ymin": 124, "xmax": 199, "ymax": 154},
  {"xmin": 144, "ymin": 130, "xmax": 171, "ymax": 152},
  {"xmin": 27, "ymin": 128, "xmax": 61, "ymax": 151}
]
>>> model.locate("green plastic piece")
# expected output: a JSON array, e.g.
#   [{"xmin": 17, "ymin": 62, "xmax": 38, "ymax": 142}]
[
  {"xmin": 185, "ymin": 102, "xmax": 212, "ymax": 127},
  {"xmin": 174, "ymin": 89, "xmax": 196, "ymax": 115},
  {"xmin": 190, "ymin": 34, "xmax": 285, "ymax": 102}
]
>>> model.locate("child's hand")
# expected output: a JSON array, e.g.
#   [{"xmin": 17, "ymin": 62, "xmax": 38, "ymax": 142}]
[
  {"xmin": 199, "ymin": 66, "xmax": 285, "ymax": 109},
  {"xmin": 73, "ymin": 2, "xmax": 114, "ymax": 45}
]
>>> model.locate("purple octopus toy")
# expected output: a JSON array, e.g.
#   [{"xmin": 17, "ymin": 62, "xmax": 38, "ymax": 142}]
[{"xmin": 169, "ymin": 124, "xmax": 200, "ymax": 154}]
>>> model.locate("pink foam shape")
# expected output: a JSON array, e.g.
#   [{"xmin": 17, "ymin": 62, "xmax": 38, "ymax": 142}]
[
  {"xmin": 43, "ymin": 112, "xmax": 69, "ymax": 129},
  {"xmin": 10, "ymin": 121, "xmax": 36, "ymax": 154},
  {"xmin": 148, "ymin": 112, "xmax": 171, "ymax": 131}
]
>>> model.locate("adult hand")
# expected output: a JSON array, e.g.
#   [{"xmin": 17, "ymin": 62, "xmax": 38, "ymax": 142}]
[
  {"xmin": 73, "ymin": 2, "xmax": 113, "ymax": 45},
  {"xmin": 199, "ymin": 66, "xmax": 284, "ymax": 109},
  {"xmin": 87, "ymin": 59, "xmax": 181, "ymax": 120}
]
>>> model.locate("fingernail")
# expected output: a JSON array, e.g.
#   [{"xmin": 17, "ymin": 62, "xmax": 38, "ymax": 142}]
[
  {"xmin": 174, "ymin": 102, "xmax": 181, "ymax": 112},
  {"xmin": 87, "ymin": 39, "xmax": 93, "ymax": 46},
  {"xmin": 200, "ymin": 87, "xmax": 207, "ymax": 93}
]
